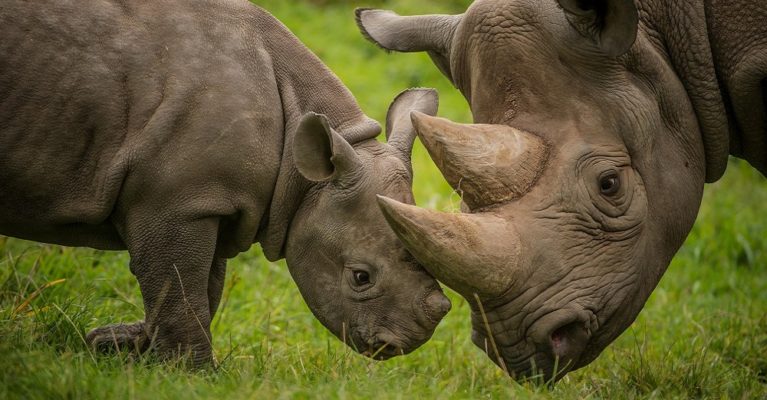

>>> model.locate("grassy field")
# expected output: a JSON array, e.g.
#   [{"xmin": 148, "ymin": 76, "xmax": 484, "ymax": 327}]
[{"xmin": 2, "ymin": 1, "xmax": 766, "ymax": 398}]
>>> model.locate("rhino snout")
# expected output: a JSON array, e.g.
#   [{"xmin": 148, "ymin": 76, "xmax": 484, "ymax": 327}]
[
  {"xmin": 423, "ymin": 290, "xmax": 452, "ymax": 324},
  {"xmin": 542, "ymin": 313, "xmax": 595, "ymax": 377},
  {"xmin": 414, "ymin": 289, "xmax": 451, "ymax": 331},
  {"xmin": 354, "ymin": 288, "xmax": 451, "ymax": 361},
  {"xmin": 525, "ymin": 309, "xmax": 597, "ymax": 379}
]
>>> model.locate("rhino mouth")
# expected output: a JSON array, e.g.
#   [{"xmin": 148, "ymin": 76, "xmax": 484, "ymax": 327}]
[
  {"xmin": 359, "ymin": 342, "xmax": 403, "ymax": 360},
  {"xmin": 470, "ymin": 308, "xmax": 598, "ymax": 381},
  {"xmin": 348, "ymin": 329, "xmax": 421, "ymax": 360},
  {"xmin": 470, "ymin": 330, "xmax": 588, "ymax": 381}
]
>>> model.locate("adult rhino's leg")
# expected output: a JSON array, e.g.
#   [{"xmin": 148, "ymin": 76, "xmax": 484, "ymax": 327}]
[
  {"xmin": 208, "ymin": 258, "xmax": 227, "ymax": 321},
  {"xmin": 115, "ymin": 213, "xmax": 219, "ymax": 366}
]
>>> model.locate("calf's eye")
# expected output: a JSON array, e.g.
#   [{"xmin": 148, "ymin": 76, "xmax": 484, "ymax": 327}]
[
  {"xmin": 599, "ymin": 172, "xmax": 621, "ymax": 196},
  {"xmin": 353, "ymin": 270, "xmax": 371, "ymax": 286}
]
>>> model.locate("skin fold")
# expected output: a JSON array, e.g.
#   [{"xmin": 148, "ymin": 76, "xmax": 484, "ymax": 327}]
[
  {"xmin": 0, "ymin": 0, "xmax": 451, "ymax": 365},
  {"xmin": 357, "ymin": 0, "xmax": 766, "ymax": 381}
]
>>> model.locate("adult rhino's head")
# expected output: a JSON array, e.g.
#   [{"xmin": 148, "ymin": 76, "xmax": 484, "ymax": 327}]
[
  {"xmin": 360, "ymin": 0, "xmax": 707, "ymax": 380},
  {"xmin": 285, "ymin": 89, "xmax": 451, "ymax": 359}
]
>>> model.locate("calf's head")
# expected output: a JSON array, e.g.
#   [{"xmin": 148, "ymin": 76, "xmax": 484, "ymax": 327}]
[
  {"xmin": 286, "ymin": 89, "xmax": 450, "ymax": 359},
  {"xmin": 360, "ymin": 0, "xmax": 707, "ymax": 379}
]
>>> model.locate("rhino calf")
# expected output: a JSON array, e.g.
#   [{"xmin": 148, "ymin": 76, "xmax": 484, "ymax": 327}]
[{"xmin": 0, "ymin": 0, "xmax": 451, "ymax": 364}]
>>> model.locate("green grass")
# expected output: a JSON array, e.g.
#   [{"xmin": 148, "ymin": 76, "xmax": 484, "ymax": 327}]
[{"xmin": 1, "ymin": 1, "xmax": 766, "ymax": 398}]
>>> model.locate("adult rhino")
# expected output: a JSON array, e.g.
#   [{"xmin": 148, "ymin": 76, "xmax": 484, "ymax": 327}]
[
  {"xmin": 357, "ymin": 0, "xmax": 766, "ymax": 381},
  {"xmin": 0, "ymin": 0, "xmax": 452, "ymax": 365}
]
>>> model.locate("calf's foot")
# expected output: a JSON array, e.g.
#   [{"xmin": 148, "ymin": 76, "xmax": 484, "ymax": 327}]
[{"xmin": 86, "ymin": 321, "xmax": 148, "ymax": 354}]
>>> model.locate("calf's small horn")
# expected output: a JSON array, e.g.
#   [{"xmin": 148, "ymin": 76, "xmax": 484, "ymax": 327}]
[
  {"xmin": 411, "ymin": 112, "xmax": 550, "ymax": 210},
  {"xmin": 377, "ymin": 195, "xmax": 519, "ymax": 298}
]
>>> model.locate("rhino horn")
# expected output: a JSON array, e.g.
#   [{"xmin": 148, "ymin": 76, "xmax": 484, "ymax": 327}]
[
  {"xmin": 377, "ymin": 195, "xmax": 519, "ymax": 298},
  {"xmin": 386, "ymin": 88, "xmax": 439, "ymax": 166},
  {"xmin": 411, "ymin": 112, "xmax": 550, "ymax": 211}
]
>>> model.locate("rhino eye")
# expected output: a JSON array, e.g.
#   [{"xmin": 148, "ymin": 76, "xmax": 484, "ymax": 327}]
[
  {"xmin": 353, "ymin": 270, "xmax": 371, "ymax": 286},
  {"xmin": 599, "ymin": 171, "xmax": 621, "ymax": 196}
]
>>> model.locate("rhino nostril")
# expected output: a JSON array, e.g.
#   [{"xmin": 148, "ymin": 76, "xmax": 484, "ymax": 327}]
[
  {"xmin": 372, "ymin": 341, "xmax": 387, "ymax": 351},
  {"xmin": 425, "ymin": 291, "xmax": 452, "ymax": 320},
  {"xmin": 549, "ymin": 320, "xmax": 591, "ymax": 368}
]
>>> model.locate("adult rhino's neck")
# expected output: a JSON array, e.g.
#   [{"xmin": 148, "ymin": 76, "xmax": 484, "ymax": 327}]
[
  {"xmin": 703, "ymin": 0, "xmax": 767, "ymax": 177},
  {"xmin": 639, "ymin": 0, "xmax": 763, "ymax": 182},
  {"xmin": 254, "ymin": 10, "xmax": 380, "ymax": 261}
]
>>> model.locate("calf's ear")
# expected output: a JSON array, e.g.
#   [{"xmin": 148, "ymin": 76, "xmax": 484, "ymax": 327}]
[
  {"xmin": 385, "ymin": 88, "xmax": 439, "ymax": 166},
  {"xmin": 294, "ymin": 113, "xmax": 362, "ymax": 184},
  {"xmin": 355, "ymin": 8, "xmax": 462, "ymax": 84},
  {"xmin": 557, "ymin": 0, "xmax": 638, "ymax": 57}
]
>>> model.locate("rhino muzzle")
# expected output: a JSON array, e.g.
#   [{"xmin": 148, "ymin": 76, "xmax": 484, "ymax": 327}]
[
  {"xmin": 466, "ymin": 299, "xmax": 599, "ymax": 381},
  {"xmin": 350, "ymin": 286, "xmax": 451, "ymax": 360}
]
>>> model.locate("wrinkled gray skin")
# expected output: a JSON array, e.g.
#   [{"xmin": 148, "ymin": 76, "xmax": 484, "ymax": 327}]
[
  {"xmin": 0, "ymin": 0, "xmax": 451, "ymax": 365},
  {"xmin": 358, "ymin": 0, "xmax": 766, "ymax": 381}
]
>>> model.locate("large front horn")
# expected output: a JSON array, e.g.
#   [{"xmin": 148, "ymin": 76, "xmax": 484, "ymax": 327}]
[
  {"xmin": 411, "ymin": 112, "xmax": 550, "ymax": 211},
  {"xmin": 377, "ymin": 195, "xmax": 519, "ymax": 298}
]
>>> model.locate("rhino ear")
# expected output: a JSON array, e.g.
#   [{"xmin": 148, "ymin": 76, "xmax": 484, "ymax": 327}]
[
  {"xmin": 294, "ymin": 113, "xmax": 362, "ymax": 184},
  {"xmin": 355, "ymin": 8, "xmax": 462, "ymax": 83},
  {"xmin": 385, "ymin": 88, "xmax": 439, "ymax": 166},
  {"xmin": 557, "ymin": 0, "xmax": 638, "ymax": 57}
]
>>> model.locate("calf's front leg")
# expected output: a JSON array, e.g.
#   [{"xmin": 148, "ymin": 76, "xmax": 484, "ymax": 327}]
[
  {"xmin": 87, "ymin": 214, "xmax": 221, "ymax": 366},
  {"xmin": 86, "ymin": 257, "xmax": 228, "ymax": 360}
]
